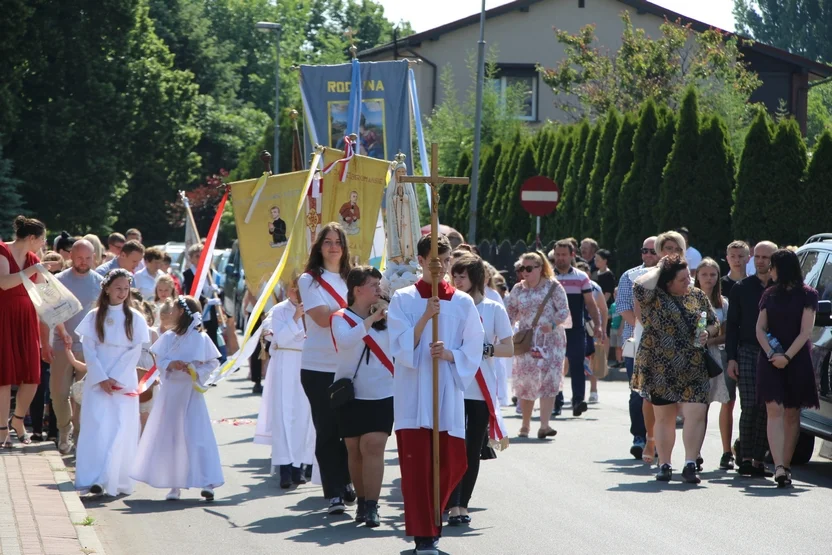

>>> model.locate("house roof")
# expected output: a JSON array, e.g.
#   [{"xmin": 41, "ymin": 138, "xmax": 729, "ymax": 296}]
[{"xmin": 360, "ymin": 0, "xmax": 832, "ymax": 79}]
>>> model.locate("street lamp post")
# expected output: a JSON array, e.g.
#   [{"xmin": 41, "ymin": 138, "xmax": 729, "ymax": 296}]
[{"xmin": 256, "ymin": 21, "xmax": 283, "ymax": 173}]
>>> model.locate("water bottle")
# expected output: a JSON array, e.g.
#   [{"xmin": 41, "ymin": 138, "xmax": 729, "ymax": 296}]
[
  {"xmin": 767, "ymin": 333, "xmax": 785, "ymax": 354},
  {"xmin": 695, "ymin": 311, "xmax": 707, "ymax": 345}
]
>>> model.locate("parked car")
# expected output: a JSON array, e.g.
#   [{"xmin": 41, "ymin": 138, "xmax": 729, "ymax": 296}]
[
  {"xmin": 789, "ymin": 234, "xmax": 832, "ymax": 463},
  {"xmin": 223, "ymin": 240, "xmax": 247, "ymax": 331}
]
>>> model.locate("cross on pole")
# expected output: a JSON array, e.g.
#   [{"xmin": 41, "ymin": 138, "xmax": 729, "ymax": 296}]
[{"xmin": 396, "ymin": 142, "xmax": 469, "ymax": 527}]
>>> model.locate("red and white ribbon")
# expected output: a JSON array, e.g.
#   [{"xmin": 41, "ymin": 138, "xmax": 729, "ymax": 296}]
[
  {"xmin": 322, "ymin": 136, "xmax": 354, "ymax": 182},
  {"xmin": 111, "ymin": 365, "xmax": 159, "ymax": 397}
]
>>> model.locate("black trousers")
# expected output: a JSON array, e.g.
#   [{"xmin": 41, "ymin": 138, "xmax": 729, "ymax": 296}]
[
  {"xmin": 449, "ymin": 399, "xmax": 490, "ymax": 509},
  {"xmin": 29, "ymin": 361, "xmax": 57, "ymax": 437},
  {"xmin": 300, "ymin": 369, "xmax": 350, "ymax": 499}
]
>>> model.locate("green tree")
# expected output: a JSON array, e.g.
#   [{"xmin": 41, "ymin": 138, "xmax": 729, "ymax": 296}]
[
  {"xmin": 441, "ymin": 150, "xmax": 470, "ymax": 225},
  {"xmin": 600, "ymin": 114, "xmax": 637, "ymax": 249},
  {"xmin": 546, "ymin": 130, "xmax": 566, "ymax": 178},
  {"xmin": 734, "ymin": 0, "xmax": 832, "ymax": 63},
  {"xmin": 0, "ymin": 141, "xmax": 23, "ymax": 238},
  {"xmin": 559, "ymin": 121, "xmax": 590, "ymax": 239},
  {"xmin": 640, "ymin": 109, "xmax": 676, "ymax": 239},
  {"xmin": 617, "ymin": 100, "xmax": 659, "ymax": 269},
  {"xmin": 572, "ymin": 123, "xmax": 601, "ymax": 238},
  {"xmin": 732, "ymin": 109, "xmax": 775, "ymax": 242},
  {"xmin": 807, "ymin": 82, "xmax": 832, "ymax": 147},
  {"xmin": 499, "ymin": 141, "xmax": 535, "ymax": 240},
  {"xmin": 542, "ymin": 133, "xmax": 575, "ymax": 240},
  {"xmin": 115, "ymin": 1, "xmax": 203, "ymax": 243},
  {"xmin": 487, "ymin": 135, "xmax": 522, "ymax": 235},
  {"xmin": 659, "ymin": 88, "xmax": 701, "ymax": 232},
  {"xmin": 452, "ymin": 152, "xmax": 475, "ymax": 232},
  {"xmin": 535, "ymin": 128, "xmax": 553, "ymax": 168},
  {"xmin": 583, "ymin": 110, "xmax": 620, "ymax": 239},
  {"xmin": 768, "ymin": 118, "xmax": 808, "ymax": 246},
  {"xmin": 0, "ymin": 1, "xmax": 35, "ymax": 138},
  {"xmin": 541, "ymin": 11, "xmax": 761, "ymax": 148},
  {"xmin": 801, "ymin": 131, "xmax": 832, "ymax": 238},
  {"xmin": 481, "ymin": 140, "xmax": 509, "ymax": 238},
  {"xmin": 692, "ymin": 115, "xmax": 736, "ymax": 257},
  {"xmin": 475, "ymin": 144, "xmax": 501, "ymax": 237}
]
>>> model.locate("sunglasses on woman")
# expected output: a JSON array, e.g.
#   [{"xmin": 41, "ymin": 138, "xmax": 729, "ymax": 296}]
[{"xmin": 518, "ymin": 265, "xmax": 540, "ymax": 273}]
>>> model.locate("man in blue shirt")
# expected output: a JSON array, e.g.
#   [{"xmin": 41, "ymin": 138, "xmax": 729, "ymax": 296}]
[
  {"xmin": 95, "ymin": 240, "xmax": 144, "ymax": 276},
  {"xmin": 617, "ymin": 236, "xmax": 659, "ymax": 459}
]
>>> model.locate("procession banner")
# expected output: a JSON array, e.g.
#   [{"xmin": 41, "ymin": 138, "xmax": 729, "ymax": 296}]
[
  {"xmin": 300, "ymin": 60, "xmax": 411, "ymax": 166},
  {"xmin": 228, "ymin": 149, "xmax": 390, "ymax": 297}
]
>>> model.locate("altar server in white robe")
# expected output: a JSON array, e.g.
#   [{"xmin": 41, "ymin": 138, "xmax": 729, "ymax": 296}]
[
  {"xmin": 387, "ymin": 234, "xmax": 484, "ymax": 555},
  {"xmin": 131, "ymin": 296, "xmax": 224, "ymax": 501},
  {"xmin": 74, "ymin": 269, "xmax": 150, "ymax": 496},
  {"xmin": 254, "ymin": 275, "xmax": 315, "ymax": 488},
  {"xmin": 447, "ymin": 254, "xmax": 513, "ymax": 525}
]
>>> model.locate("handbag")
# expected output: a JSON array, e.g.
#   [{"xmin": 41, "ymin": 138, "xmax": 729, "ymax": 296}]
[
  {"xmin": 513, "ymin": 281, "xmax": 560, "ymax": 355},
  {"xmin": 669, "ymin": 295, "xmax": 723, "ymax": 378},
  {"xmin": 21, "ymin": 266, "xmax": 82, "ymax": 328},
  {"xmin": 328, "ymin": 344, "xmax": 369, "ymax": 409}
]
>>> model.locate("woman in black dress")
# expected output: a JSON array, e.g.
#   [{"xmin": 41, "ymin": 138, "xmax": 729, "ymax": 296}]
[{"xmin": 755, "ymin": 249, "xmax": 819, "ymax": 487}]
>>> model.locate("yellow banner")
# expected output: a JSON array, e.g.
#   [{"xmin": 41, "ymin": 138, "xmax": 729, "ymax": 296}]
[{"xmin": 228, "ymin": 149, "xmax": 390, "ymax": 296}]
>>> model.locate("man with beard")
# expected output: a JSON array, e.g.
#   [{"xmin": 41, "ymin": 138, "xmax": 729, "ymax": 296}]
[{"xmin": 43, "ymin": 240, "xmax": 104, "ymax": 453}]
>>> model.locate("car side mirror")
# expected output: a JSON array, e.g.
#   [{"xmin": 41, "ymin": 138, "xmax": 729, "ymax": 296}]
[{"xmin": 815, "ymin": 300, "xmax": 832, "ymax": 327}]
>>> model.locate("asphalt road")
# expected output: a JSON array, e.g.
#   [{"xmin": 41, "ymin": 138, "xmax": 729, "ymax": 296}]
[{"xmin": 82, "ymin": 369, "xmax": 832, "ymax": 555}]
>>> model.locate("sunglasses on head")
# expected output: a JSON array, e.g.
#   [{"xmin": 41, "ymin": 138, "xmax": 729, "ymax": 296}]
[
  {"xmin": 641, "ymin": 248, "xmax": 657, "ymax": 255},
  {"xmin": 518, "ymin": 265, "xmax": 540, "ymax": 273}
]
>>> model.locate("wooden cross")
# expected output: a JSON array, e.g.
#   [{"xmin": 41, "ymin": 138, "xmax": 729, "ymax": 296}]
[{"xmin": 396, "ymin": 142, "xmax": 469, "ymax": 527}]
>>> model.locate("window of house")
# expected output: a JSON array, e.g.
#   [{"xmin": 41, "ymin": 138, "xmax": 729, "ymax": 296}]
[{"xmin": 491, "ymin": 66, "xmax": 538, "ymax": 121}]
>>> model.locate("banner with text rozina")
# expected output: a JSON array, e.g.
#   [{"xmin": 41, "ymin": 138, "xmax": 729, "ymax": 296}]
[
  {"xmin": 228, "ymin": 149, "xmax": 389, "ymax": 296},
  {"xmin": 300, "ymin": 60, "xmax": 411, "ymax": 167}
]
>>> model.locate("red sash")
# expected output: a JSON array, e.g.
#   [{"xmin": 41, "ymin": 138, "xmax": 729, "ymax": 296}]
[
  {"xmin": 474, "ymin": 314, "xmax": 504, "ymax": 441},
  {"xmin": 330, "ymin": 310, "xmax": 394, "ymax": 375},
  {"xmin": 306, "ymin": 272, "xmax": 347, "ymax": 309}
]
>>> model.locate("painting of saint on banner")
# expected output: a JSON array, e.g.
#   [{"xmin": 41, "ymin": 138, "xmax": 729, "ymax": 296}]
[{"xmin": 329, "ymin": 99, "xmax": 386, "ymax": 159}]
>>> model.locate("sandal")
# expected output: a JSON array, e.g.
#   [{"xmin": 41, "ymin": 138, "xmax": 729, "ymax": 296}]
[
  {"xmin": 784, "ymin": 467, "xmax": 792, "ymax": 487},
  {"xmin": 0, "ymin": 427, "xmax": 10, "ymax": 448},
  {"xmin": 518, "ymin": 427, "xmax": 530, "ymax": 438},
  {"xmin": 537, "ymin": 427, "xmax": 557, "ymax": 439},
  {"xmin": 9, "ymin": 415, "xmax": 31, "ymax": 445},
  {"xmin": 642, "ymin": 436, "xmax": 656, "ymax": 465}
]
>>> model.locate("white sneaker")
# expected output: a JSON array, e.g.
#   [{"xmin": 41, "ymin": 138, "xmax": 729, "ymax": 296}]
[
  {"xmin": 201, "ymin": 488, "xmax": 215, "ymax": 501},
  {"xmin": 588, "ymin": 392, "xmax": 599, "ymax": 404},
  {"xmin": 166, "ymin": 488, "xmax": 181, "ymax": 501}
]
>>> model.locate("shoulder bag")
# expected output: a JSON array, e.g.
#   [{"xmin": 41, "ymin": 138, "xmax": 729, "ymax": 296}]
[
  {"xmin": 328, "ymin": 344, "xmax": 370, "ymax": 409},
  {"xmin": 513, "ymin": 281, "xmax": 560, "ymax": 356},
  {"xmin": 669, "ymin": 295, "xmax": 722, "ymax": 378}
]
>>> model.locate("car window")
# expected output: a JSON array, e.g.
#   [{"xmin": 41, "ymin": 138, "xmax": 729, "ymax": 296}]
[
  {"xmin": 800, "ymin": 251, "xmax": 825, "ymax": 287},
  {"xmin": 813, "ymin": 254, "xmax": 832, "ymax": 301}
]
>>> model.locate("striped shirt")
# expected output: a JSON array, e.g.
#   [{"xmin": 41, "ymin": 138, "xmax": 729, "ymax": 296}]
[
  {"xmin": 555, "ymin": 267, "xmax": 592, "ymax": 332},
  {"xmin": 617, "ymin": 264, "xmax": 651, "ymax": 342}
]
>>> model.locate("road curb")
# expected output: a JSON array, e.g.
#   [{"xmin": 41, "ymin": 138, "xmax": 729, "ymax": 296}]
[{"xmin": 46, "ymin": 452, "xmax": 108, "ymax": 555}]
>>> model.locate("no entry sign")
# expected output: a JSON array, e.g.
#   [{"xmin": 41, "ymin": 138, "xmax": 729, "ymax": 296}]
[{"xmin": 520, "ymin": 176, "xmax": 559, "ymax": 217}]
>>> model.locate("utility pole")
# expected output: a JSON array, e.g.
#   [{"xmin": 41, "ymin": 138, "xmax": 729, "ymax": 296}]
[{"xmin": 467, "ymin": 0, "xmax": 487, "ymax": 243}]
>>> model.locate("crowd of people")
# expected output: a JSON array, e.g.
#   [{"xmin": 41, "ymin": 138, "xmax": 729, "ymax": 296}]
[{"xmin": 0, "ymin": 213, "xmax": 823, "ymax": 554}]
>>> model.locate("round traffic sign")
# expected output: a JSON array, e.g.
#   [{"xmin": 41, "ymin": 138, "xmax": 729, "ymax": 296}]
[{"xmin": 520, "ymin": 176, "xmax": 560, "ymax": 217}]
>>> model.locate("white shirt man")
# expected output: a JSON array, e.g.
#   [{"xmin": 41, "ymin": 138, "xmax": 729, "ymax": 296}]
[
  {"xmin": 133, "ymin": 247, "xmax": 165, "ymax": 300},
  {"xmin": 387, "ymin": 236, "xmax": 484, "ymax": 554}
]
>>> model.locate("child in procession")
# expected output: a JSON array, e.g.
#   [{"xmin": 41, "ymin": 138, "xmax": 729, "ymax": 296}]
[
  {"xmin": 447, "ymin": 254, "xmax": 513, "ymax": 525},
  {"xmin": 131, "ymin": 296, "xmax": 224, "ymax": 501},
  {"xmin": 74, "ymin": 269, "xmax": 150, "ymax": 496},
  {"xmin": 254, "ymin": 275, "xmax": 316, "ymax": 488}
]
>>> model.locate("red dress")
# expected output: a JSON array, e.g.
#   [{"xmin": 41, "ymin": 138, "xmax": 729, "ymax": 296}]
[{"xmin": 0, "ymin": 242, "xmax": 41, "ymax": 385}]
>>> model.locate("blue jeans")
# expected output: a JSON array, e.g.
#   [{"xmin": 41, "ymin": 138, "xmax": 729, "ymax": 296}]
[
  {"xmin": 625, "ymin": 357, "xmax": 646, "ymax": 442},
  {"xmin": 566, "ymin": 329, "xmax": 586, "ymax": 404}
]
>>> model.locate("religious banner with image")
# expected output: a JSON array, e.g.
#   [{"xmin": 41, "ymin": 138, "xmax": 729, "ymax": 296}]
[
  {"xmin": 229, "ymin": 149, "xmax": 389, "ymax": 294},
  {"xmin": 300, "ymin": 60, "xmax": 411, "ymax": 166}
]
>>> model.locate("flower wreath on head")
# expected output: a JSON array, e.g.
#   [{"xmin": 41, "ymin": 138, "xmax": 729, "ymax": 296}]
[
  {"xmin": 177, "ymin": 297, "xmax": 203, "ymax": 331},
  {"xmin": 102, "ymin": 268, "xmax": 134, "ymax": 288}
]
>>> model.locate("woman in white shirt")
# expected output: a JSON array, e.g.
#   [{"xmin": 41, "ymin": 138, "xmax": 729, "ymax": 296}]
[
  {"xmin": 331, "ymin": 266, "xmax": 392, "ymax": 529},
  {"xmin": 298, "ymin": 222, "xmax": 353, "ymax": 515},
  {"xmin": 448, "ymin": 254, "xmax": 514, "ymax": 526}
]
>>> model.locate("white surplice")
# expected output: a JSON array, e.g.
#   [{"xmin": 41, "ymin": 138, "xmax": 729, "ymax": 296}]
[
  {"xmin": 254, "ymin": 300, "xmax": 316, "ymax": 469},
  {"xmin": 485, "ymin": 286, "xmax": 511, "ymax": 405},
  {"xmin": 131, "ymin": 328, "xmax": 224, "ymax": 490},
  {"xmin": 74, "ymin": 305, "xmax": 150, "ymax": 495},
  {"xmin": 388, "ymin": 280, "xmax": 484, "ymax": 439}
]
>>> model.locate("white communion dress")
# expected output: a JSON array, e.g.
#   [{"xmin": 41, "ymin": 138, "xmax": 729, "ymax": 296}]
[{"xmin": 131, "ymin": 328, "xmax": 224, "ymax": 490}]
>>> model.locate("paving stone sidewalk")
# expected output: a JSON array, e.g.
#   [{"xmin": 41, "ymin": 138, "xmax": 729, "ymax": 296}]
[{"xmin": 0, "ymin": 444, "xmax": 105, "ymax": 555}]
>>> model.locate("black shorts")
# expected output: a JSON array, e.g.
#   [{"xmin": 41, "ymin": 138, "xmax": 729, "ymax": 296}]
[{"xmin": 336, "ymin": 397, "xmax": 394, "ymax": 438}]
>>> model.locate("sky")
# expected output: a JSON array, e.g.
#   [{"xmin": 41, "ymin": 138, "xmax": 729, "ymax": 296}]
[{"xmin": 377, "ymin": 0, "xmax": 736, "ymax": 34}]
